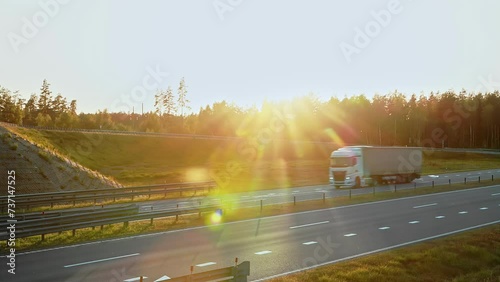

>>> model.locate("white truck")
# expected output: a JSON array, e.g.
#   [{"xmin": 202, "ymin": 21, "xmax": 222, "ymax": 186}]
[{"xmin": 329, "ymin": 146, "xmax": 422, "ymax": 188}]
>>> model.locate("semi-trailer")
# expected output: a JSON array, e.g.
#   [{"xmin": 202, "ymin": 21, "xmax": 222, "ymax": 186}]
[{"xmin": 329, "ymin": 146, "xmax": 422, "ymax": 188}]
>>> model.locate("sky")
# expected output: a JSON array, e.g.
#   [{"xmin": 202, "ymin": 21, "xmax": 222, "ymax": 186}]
[{"xmin": 1, "ymin": 0, "xmax": 500, "ymax": 114}]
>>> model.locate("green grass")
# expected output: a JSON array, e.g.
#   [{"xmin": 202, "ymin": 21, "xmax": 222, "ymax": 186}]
[
  {"xmin": 38, "ymin": 149, "xmax": 51, "ymax": 162},
  {"xmin": 269, "ymin": 224, "xmax": 500, "ymax": 282}
]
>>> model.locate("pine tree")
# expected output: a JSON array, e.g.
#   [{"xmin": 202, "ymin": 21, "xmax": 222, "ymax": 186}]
[{"xmin": 177, "ymin": 78, "xmax": 190, "ymax": 117}]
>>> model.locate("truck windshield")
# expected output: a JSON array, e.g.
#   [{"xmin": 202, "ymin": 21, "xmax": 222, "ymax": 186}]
[{"xmin": 330, "ymin": 157, "xmax": 353, "ymax": 167}]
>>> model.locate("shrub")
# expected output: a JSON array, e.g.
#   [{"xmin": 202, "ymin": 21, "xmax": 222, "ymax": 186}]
[{"xmin": 38, "ymin": 150, "xmax": 51, "ymax": 163}]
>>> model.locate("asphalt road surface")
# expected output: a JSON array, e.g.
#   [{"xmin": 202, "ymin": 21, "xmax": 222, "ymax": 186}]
[{"xmin": 2, "ymin": 182, "xmax": 499, "ymax": 281}]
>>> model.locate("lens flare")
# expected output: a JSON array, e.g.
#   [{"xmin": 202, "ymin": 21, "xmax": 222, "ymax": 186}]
[{"xmin": 210, "ymin": 209, "xmax": 223, "ymax": 224}]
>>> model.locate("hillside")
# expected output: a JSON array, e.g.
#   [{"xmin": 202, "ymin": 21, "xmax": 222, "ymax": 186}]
[{"xmin": 0, "ymin": 125, "xmax": 121, "ymax": 196}]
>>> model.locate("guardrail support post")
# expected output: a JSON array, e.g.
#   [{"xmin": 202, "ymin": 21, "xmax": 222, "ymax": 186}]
[
  {"xmin": 124, "ymin": 221, "xmax": 129, "ymax": 228},
  {"xmin": 432, "ymin": 181, "xmax": 434, "ymax": 188},
  {"xmin": 464, "ymin": 177, "xmax": 467, "ymax": 184},
  {"xmin": 493, "ymin": 175, "xmax": 494, "ymax": 181},
  {"xmin": 449, "ymin": 179, "xmax": 451, "ymax": 185},
  {"xmin": 150, "ymin": 218, "xmax": 153, "ymax": 225},
  {"xmin": 260, "ymin": 200, "xmax": 263, "ymax": 211},
  {"xmin": 41, "ymin": 234, "xmax": 45, "ymax": 241},
  {"xmin": 294, "ymin": 196, "xmax": 296, "ymax": 205},
  {"xmin": 394, "ymin": 184, "xmax": 397, "ymax": 192},
  {"xmin": 373, "ymin": 186, "xmax": 375, "ymax": 195},
  {"xmin": 479, "ymin": 176, "xmax": 481, "ymax": 183},
  {"xmin": 349, "ymin": 189, "xmax": 352, "ymax": 199},
  {"xmin": 100, "ymin": 225, "xmax": 103, "ymax": 231},
  {"xmin": 72, "ymin": 229, "xmax": 76, "ymax": 236},
  {"xmin": 323, "ymin": 193, "xmax": 326, "ymax": 203}
]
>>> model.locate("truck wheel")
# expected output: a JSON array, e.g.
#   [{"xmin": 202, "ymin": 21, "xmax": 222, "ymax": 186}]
[{"xmin": 355, "ymin": 177, "xmax": 361, "ymax": 188}]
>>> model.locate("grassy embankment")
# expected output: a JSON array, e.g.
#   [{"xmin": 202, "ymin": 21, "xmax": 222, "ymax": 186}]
[{"xmin": 8, "ymin": 127, "xmax": 500, "ymax": 194}]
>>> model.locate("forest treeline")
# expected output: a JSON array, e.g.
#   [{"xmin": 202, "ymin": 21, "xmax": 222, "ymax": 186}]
[{"xmin": 1, "ymin": 80, "xmax": 500, "ymax": 148}]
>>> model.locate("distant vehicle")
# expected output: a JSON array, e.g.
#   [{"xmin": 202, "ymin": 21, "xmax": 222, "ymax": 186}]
[{"xmin": 329, "ymin": 146, "xmax": 422, "ymax": 188}]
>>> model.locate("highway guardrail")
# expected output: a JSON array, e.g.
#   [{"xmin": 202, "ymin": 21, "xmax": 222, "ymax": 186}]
[{"xmin": 0, "ymin": 181, "xmax": 216, "ymax": 212}]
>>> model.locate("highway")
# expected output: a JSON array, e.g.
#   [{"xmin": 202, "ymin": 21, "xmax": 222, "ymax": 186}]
[
  {"xmin": 136, "ymin": 169, "xmax": 500, "ymax": 213},
  {"xmin": 1, "ymin": 182, "xmax": 499, "ymax": 281}
]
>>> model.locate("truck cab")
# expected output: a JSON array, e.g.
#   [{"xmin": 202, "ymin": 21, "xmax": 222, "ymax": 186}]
[{"xmin": 329, "ymin": 147, "xmax": 364, "ymax": 188}]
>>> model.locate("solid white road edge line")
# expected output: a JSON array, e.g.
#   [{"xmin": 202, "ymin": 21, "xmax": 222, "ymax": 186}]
[
  {"xmin": 413, "ymin": 203, "xmax": 437, "ymax": 209},
  {"xmin": 252, "ymin": 220, "xmax": 500, "ymax": 282},
  {"xmin": 289, "ymin": 221, "xmax": 330, "ymax": 229},
  {"xmin": 492, "ymin": 192, "xmax": 500, "ymax": 196},
  {"xmin": 63, "ymin": 253, "xmax": 140, "ymax": 268}
]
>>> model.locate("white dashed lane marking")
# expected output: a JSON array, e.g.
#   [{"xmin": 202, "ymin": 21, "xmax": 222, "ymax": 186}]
[
  {"xmin": 344, "ymin": 233, "xmax": 357, "ymax": 237},
  {"xmin": 255, "ymin": 251, "xmax": 272, "ymax": 255},
  {"xmin": 289, "ymin": 221, "xmax": 329, "ymax": 229},
  {"xmin": 379, "ymin": 227, "xmax": 390, "ymax": 230},
  {"xmin": 459, "ymin": 211, "xmax": 468, "ymax": 214},
  {"xmin": 435, "ymin": 216, "xmax": 445, "ymax": 219},
  {"xmin": 302, "ymin": 241, "xmax": 318, "ymax": 245},
  {"xmin": 64, "ymin": 253, "xmax": 140, "ymax": 268},
  {"xmin": 409, "ymin": 221, "xmax": 420, "ymax": 224},
  {"xmin": 413, "ymin": 203, "xmax": 437, "ymax": 209},
  {"xmin": 479, "ymin": 207, "xmax": 489, "ymax": 210}
]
